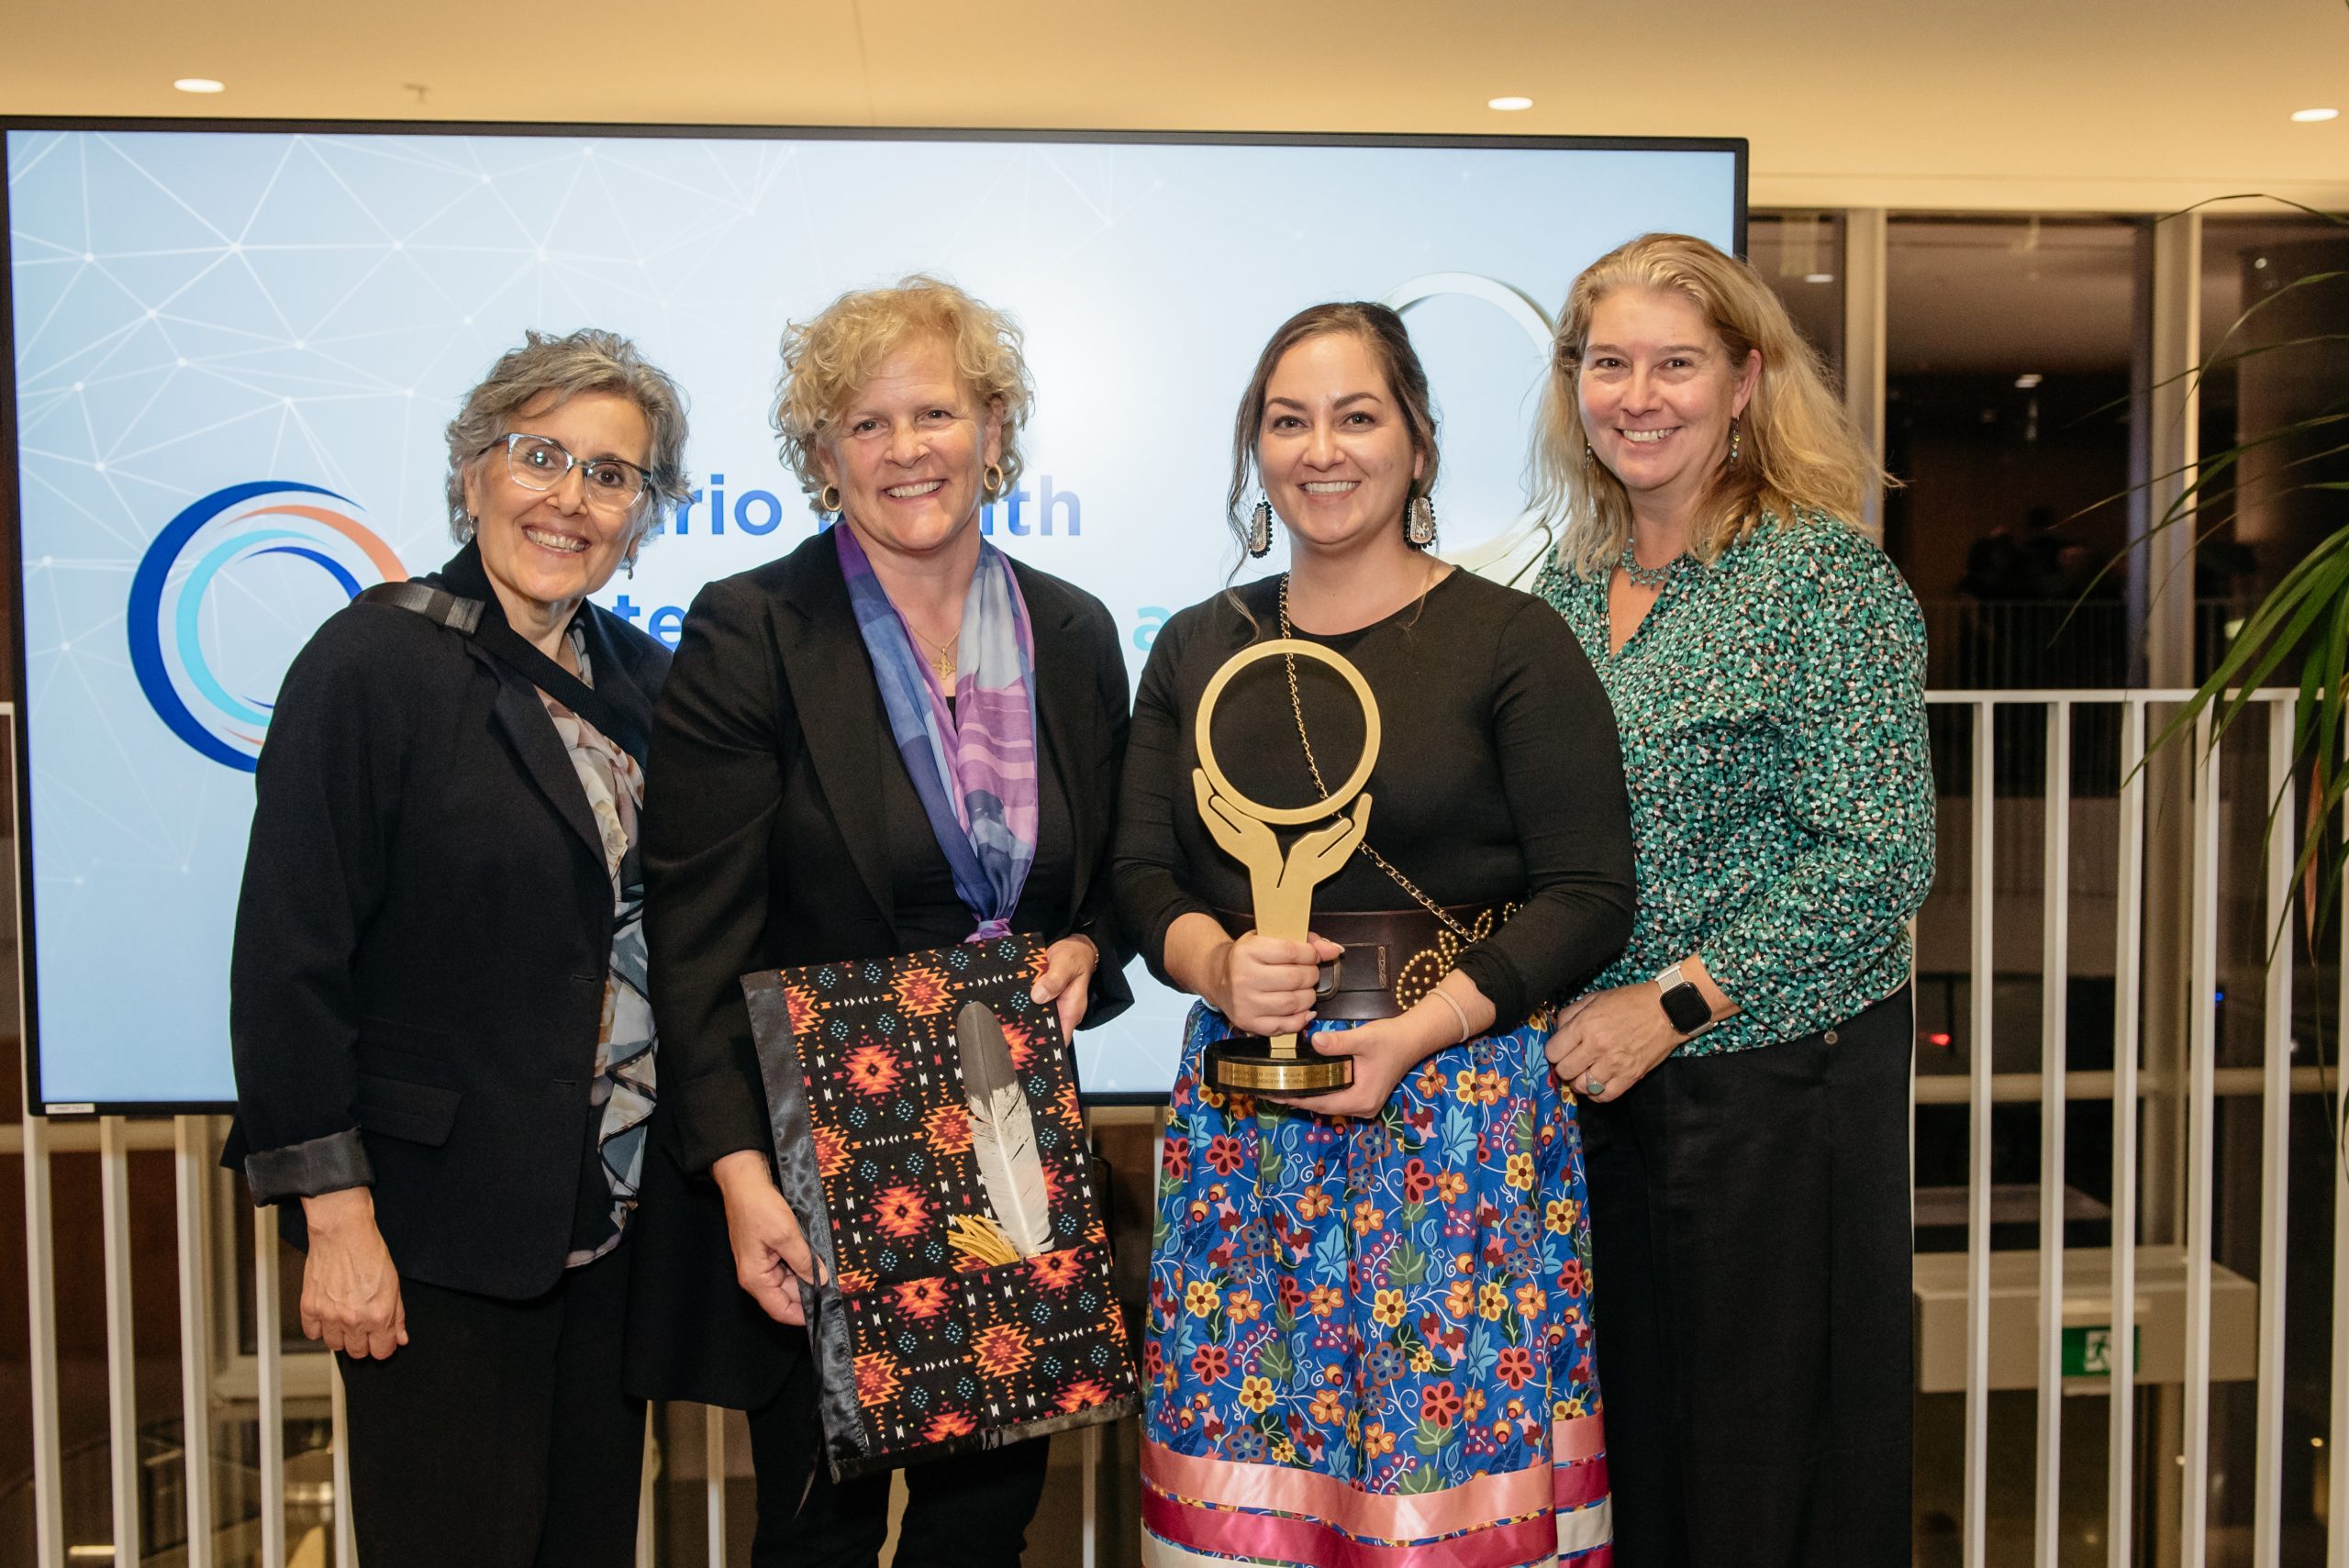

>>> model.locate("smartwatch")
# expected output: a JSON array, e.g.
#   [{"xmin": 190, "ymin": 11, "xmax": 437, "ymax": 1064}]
[{"xmin": 1653, "ymin": 962, "xmax": 1715, "ymax": 1037}]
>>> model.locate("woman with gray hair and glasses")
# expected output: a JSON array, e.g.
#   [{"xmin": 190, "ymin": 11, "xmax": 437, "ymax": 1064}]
[{"xmin": 224, "ymin": 327, "xmax": 692, "ymax": 1567}]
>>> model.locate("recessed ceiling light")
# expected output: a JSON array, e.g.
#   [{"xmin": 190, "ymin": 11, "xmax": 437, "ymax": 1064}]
[
  {"xmin": 2014, "ymin": 373, "xmax": 2043, "ymax": 389},
  {"xmin": 1487, "ymin": 96, "xmax": 1533, "ymax": 112},
  {"xmin": 173, "ymin": 78, "xmax": 225, "ymax": 94},
  {"xmin": 2291, "ymin": 106, "xmax": 2339, "ymax": 122},
  {"xmin": 1803, "ymin": 272, "xmax": 1835, "ymax": 284}
]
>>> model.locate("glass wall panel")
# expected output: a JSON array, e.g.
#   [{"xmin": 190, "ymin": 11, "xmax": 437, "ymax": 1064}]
[
  {"xmin": 1887, "ymin": 215, "xmax": 2146, "ymax": 1562},
  {"xmin": 1884, "ymin": 215, "xmax": 2142, "ymax": 694},
  {"xmin": 2198, "ymin": 214, "xmax": 2349, "ymax": 604},
  {"xmin": 1749, "ymin": 211, "xmax": 1846, "ymax": 388},
  {"xmin": 2198, "ymin": 209, "xmax": 2348, "ymax": 1568}
]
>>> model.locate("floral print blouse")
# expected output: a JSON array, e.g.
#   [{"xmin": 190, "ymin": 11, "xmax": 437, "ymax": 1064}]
[
  {"xmin": 1533, "ymin": 513, "xmax": 1935, "ymax": 1054},
  {"xmin": 542, "ymin": 624, "xmax": 655, "ymax": 1264}
]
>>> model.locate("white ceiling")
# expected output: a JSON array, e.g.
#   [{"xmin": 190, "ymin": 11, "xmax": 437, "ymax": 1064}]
[{"xmin": 3, "ymin": 0, "xmax": 2345, "ymax": 213}]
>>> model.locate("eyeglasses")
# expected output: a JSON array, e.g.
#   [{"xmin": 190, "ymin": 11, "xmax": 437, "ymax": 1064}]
[{"xmin": 480, "ymin": 433, "xmax": 651, "ymax": 515}]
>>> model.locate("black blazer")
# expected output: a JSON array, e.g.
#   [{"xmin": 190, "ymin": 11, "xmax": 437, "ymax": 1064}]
[
  {"xmin": 624, "ymin": 527, "xmax": 1132, "ymax": 1408},
  {"xmin": 223, "ymin": 542, "xmax": 672, "ymax": 1301}
]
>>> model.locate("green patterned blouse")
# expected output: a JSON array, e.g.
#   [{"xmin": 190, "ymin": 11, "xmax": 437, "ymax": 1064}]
[{"xmin": 1532, "ymin": 512, "xmax": 1935, "ymax": 1054}]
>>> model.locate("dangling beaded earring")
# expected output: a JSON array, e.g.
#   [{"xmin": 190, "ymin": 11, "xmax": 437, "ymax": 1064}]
[
  {"xmin": 1405, "ymin": 494, "xmax": 1438, "ymax": 550},
  {"xmin": 1247, "ymin": 493, "xmax": 1275, "ymax": 559},
  {"xmin": 1726, "ymin": 417, "xmax": 1742, "ymax": 466}
]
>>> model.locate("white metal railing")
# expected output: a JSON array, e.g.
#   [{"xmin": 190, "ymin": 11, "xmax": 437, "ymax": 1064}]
[
  {"xmin": 1921, "ymin": 688, "xmax": 2334, "ymax": 1568},
  {"xmin": 2113, "ymin": 695, "xmax": 2148, "ymax": 1568},
  {"xmin": 11, "ymin": 690, "xmax": 2347, "ymax": 1565},
  {"xmin": 2032, "ymin": 696, "xmax": 2072, "ymax": 1568}
]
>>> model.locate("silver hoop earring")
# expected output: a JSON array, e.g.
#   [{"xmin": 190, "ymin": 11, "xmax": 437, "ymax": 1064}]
[
  {"xmin": 819, "ymin": 483, "xmax": 841, "ymax": 514},
  {"xmin": 1247, "ymin": 494, "xmax": 1274, "ymax": 559},
  {"xmin": 1405, "ymin": 494, "xmax": 1438, "ymax": 550}
]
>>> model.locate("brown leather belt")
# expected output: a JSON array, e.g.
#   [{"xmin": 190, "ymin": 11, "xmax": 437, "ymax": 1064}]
[{"xmin": 1212, "ymin": 903, "xmax": 1517, "ymax": 1021}]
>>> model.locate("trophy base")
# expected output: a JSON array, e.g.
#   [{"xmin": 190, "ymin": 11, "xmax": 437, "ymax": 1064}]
[{"xmin": 1207, "ymin": 1035, "xmax": 1353, "ymax": 1095}]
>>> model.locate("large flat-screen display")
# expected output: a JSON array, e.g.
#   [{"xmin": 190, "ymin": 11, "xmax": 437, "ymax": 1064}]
[{"xmin": 5, "ymin": 121, "xmax": 1742, "ymax": 1109}]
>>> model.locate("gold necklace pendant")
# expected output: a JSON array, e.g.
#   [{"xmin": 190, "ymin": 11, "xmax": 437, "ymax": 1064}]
[{"xmin": 907, "ymin": 621, "xmax": 958, "ymax": 684}]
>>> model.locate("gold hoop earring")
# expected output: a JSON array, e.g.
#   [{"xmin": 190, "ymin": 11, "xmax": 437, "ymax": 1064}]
[
  {"xmin": 819, "ymin": 483, "xmax": 841, "ymax": 514},
  {"xmin": 983, "ymin": 462, "xmax": 1006, "ymax": 499}
]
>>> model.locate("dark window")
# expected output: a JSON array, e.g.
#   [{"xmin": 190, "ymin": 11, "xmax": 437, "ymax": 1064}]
[
  {"xmin": 1885, "ymin": 215, "xmax": 2141, "ymax": 694},
  {"xmin": 2197, "ymin": 214, "xmax": 2349, "ymax": 606},
  {"xmin": 1748, "ymin": 211, "xmax": 1846, "ymax": 387}
]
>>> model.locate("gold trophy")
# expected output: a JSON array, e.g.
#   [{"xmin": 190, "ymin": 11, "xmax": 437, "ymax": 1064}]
[{"xmin": 1193, "ymin": 639, "xmax": 1380, "ymax": 1095}]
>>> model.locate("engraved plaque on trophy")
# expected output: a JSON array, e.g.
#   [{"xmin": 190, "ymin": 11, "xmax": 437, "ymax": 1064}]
[{"xmin": 1192, "ymin": 639, "xmax": 1380, "ymax": 1095}]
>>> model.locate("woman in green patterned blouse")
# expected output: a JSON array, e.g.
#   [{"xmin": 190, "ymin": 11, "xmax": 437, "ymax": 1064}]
[{"xmin": 1528, "ymin": 232, "xmax": 1935, "ymax": 1566}]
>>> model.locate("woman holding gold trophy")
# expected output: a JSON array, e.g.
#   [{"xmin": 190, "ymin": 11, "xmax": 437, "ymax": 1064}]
[{"xmin": 1115, "ymin": 302, "xmax": 1637, "ymax": 1565}]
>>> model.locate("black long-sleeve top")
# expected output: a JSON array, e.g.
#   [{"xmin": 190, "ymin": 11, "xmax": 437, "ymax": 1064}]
[
  {"xmin": 1112, "ymin": 571, "xmax": 1637, "ymax": 1027},
  {"xmin": 623, "ymin": 532, "xmax": 1132, "ymax": 1408},
  {"xmin": 222, "ymin": 543, "xmax": 670, "ymax": 1300}
]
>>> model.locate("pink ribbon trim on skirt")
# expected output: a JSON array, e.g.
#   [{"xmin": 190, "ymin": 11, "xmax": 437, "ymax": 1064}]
[{"xmin": 1141, "ymin": 1412, "xmax": 1608, "ymax": 1551}]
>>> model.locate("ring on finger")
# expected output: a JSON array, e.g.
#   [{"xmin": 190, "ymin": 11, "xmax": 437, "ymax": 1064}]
[{"xmin": 1584, "ymin": 1074, "xmax": 1606, "ymax": 1097}]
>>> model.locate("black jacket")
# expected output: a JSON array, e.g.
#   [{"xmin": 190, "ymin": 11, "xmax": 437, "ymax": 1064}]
[
  {"xmin": 623, "ymin": 527, "xmax": 1132, "ymax": 1407},
  {"xmin": 223, "ymin": 542, "xmax": 671, "ymax": 1300}
]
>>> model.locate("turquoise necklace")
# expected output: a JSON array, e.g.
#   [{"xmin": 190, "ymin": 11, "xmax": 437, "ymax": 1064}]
[{"xmin": 1618, "ymin": 541, "xmax": 1680, "ymax": 588}]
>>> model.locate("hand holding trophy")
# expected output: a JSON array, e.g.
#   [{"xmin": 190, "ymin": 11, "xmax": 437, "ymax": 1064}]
[
  {"xmin": 1192, "ymin": 639, "xmax": 1382, "ymax": 1094},
  {"xmin": 1192, "ymin": 773, "xmax": 1372, "ymax": 918}
]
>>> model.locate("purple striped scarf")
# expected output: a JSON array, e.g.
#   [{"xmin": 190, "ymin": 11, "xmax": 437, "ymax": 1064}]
[{"xmin": 835, "ymin": 523, "xmax": 1040, "ymax": 939}]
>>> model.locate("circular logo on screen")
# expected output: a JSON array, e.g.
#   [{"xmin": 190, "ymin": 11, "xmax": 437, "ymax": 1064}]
[
  {"xmin": 128, "ymin": 482, "xmax": 407, "ymax": 772},
  {"xmin": 1379, "ymin": 272, "xmax": 1559, "ymax": 587}
]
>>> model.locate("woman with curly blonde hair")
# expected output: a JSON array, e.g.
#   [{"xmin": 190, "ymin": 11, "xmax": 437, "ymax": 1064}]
[
  {"xmin": 1530, "ymin": 233, "xmax": 1935, "ymax": 1565},
  {"xmin": 625, "ymin": 276, "xmax": 1132, "ymax": 1567}
]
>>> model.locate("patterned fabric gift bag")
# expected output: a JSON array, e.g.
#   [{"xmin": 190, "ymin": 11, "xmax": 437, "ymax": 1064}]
[{"xmin": 743, "ymin": 934, "xmax": 1141, "ymax": 1479}]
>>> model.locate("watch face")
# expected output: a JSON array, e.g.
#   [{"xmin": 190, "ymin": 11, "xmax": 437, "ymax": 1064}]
[{"xmin": 1661, "ymin": 983, "xmax": 1711, "ymax": 1033}]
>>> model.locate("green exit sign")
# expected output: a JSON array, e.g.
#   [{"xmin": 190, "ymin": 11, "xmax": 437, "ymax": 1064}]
[{"xmin": 2064, "ymin": 1325, "xmax": 2143, "ymax": 1378}]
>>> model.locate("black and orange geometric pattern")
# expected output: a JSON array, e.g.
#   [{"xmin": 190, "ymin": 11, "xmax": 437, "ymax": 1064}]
[{"xmin": 745, "ymin": 936, "xmax": 1139, "ymax": 1477}]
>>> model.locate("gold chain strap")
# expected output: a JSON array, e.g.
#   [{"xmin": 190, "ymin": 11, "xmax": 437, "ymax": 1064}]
[{"xmin": 1276, "ymin": 575, "xmax": 1473, "ymax": 941}]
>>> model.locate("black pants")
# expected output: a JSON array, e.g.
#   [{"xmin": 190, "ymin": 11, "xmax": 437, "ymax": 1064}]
[
  {"xmin": 746, "ymin": 1347, "xmax": 1052, "ymax": 1568},
  {"xmin": 336, "ymin": 1240, "xmax": 643, "ymax": 1568},
  {"xmin": 1580, "ymin": 987, "xmax": 1914, "ymax": 1567}
]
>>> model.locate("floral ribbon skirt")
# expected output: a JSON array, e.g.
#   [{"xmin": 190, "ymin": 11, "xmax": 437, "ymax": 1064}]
[{"xmin": 1141, "ymin": 1005, "xmax": 1611, "ymax": 1568}]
